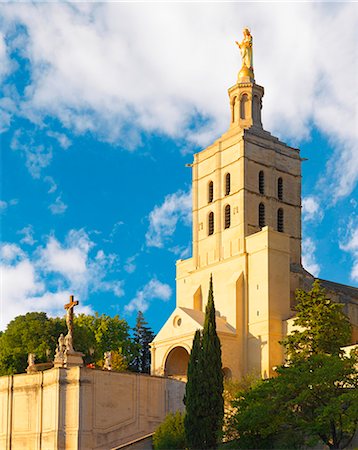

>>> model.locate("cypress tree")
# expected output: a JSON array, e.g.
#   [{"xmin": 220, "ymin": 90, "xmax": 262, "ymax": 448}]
[
  {"xmin": 184, "ymin": 275, "xmax": 224, "ymax": 450},
  {"xmin": 201, "ymin": 274, "xmax": 224, "ymax": 449},
  {"xmin": 184, "ymin": 329, "xmax": 205, "ymax": 449}
]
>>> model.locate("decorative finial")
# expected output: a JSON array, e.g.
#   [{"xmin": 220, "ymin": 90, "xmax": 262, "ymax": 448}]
[{"xmin": 235, "ymin": 27, "xmax": 254, "ymax": 81}]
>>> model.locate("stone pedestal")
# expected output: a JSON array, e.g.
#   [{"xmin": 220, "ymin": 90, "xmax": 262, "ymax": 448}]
[{"xmin": 64, "ymin": 351, "xmax": 84, "ymax": 368}]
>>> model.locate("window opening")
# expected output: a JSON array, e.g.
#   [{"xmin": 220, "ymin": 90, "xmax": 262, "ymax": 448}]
[
  {"xmin": 208, "ymin": 212, "xmax": 214, "ymax": 235},
  {"xmin": 259, "ymin": 203, "xmax": 265, "ymax": 229},
  {"xmin": 259, "ymin": 171, "xmax": 265, "ymax": 195},
  {"xmin": 224, "ymin": 205, "xmax": 231, "ymax": 229},
  {"xmin": 225, "ymin": 173, "xmax": 231, "ymax": 196}
]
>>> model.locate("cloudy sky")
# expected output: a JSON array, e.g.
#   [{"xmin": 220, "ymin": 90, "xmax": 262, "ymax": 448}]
[{"xmin": 0, "ymin": 2, "xmax": 357, "ymax": 332}]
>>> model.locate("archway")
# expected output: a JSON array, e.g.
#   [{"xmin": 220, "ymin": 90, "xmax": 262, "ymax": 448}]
[{"xmin": 164, "ymin": 346, "xmax": 190, "ymax": 380}]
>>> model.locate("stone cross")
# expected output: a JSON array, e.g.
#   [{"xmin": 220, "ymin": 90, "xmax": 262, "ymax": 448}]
[{"xmin": 64, "ymin": 295, "xmax": 78, "ymax": 337}]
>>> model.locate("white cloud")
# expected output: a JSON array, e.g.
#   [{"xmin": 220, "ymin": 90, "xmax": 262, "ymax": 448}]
[
  {"xmin": 11, "ymin": 129, "xmax": 52, "ymax": 179},
  {"xmin": 0, "ymin": 243, "xmax": 25, "ymax": 262},
  {"xmin": 44, "ymin": 176, "xmax": 58, "ymax": 194},
  {"xmin": 46, "ymin": 131, "xmax": 71, "ymax": 149},
  {"xmin": 0, "ymin": 258, "xmax": 45, "ymax": 330},
  {"xmin": 17, "ymin": 225, "xmax": 36, "ymax": 246},
  {"xmin": 302, "ymin": 196, "xmax": 323, "ymax": 222},
  {"xmin": 124, "ymin": 254, "xmax": 137, "ymax": 274},
  {"xmin": 169, "ymin": 244, "xmax": 191, "ymax": 259},
  {"xmin": 49, "ymin": 195, "xmax": 68, "ymax": 215},
  {"xmin": 0, "ymin": 229, "xmax": 124, "ymax": 330},
  {"xmin": 125, "ymin": 278, "xmax": 172, "ymax": 313},
  {"xmin": 0, "ymin": 198, "xmax": 18, "ymax": 213},
  {"xmin": 0, "ymin": 3, "xmax": 357, "ymax": 199},
  {"xmin": 302, "ymin": 237, "xmax": 320, "ymax": 277},
  {"xmin": 146, "ymin": 189, "xmax": 192, "ymax": 248},
  {"xmin": 0, "ymin": 31, "xmax": 12, "ymax": 82},
  {"xmin": 339, "ymin": 224, "xmax": 358, "ymax": 282},
  {"xmin": 0, "ymin": 97, "xmax": 17, "ymax": 133}
]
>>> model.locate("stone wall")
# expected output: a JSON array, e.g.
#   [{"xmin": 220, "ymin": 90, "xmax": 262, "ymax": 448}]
[{"xmin": 0, "ymin": 367, "xmax": 185, "ymax": 450}]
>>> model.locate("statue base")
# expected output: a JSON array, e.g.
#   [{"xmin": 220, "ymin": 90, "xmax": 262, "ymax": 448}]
[
  {"xmin": 238, "ymin": 65, "xmax": 255, "ymax": 83},
  {"xmin": 64, "ymin": 351, "xmax": 84, "ymax": 368}
]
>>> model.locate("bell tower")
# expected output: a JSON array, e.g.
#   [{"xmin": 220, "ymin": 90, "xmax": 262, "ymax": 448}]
[{"xmin": 151, "ymin": 29, "xmax": 302, "ymax": 380}]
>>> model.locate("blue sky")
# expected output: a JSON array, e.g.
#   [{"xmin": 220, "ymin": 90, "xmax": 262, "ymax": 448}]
[{"xmin": 0, "ymin": 3, "xmax": 357, "ymax": 333}]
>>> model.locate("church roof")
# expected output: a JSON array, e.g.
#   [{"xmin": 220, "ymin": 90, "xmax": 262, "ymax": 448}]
[
  {"xmin": 180, "ymin": 307, "xmax": 236, "ymax": 335},
  {"xmin": 319, "ymin": 279, "xmax": 358, "ymax": 302}
]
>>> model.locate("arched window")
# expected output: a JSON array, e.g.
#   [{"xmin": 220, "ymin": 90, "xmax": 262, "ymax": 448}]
[
  {"xmin": 224, "ymin": 205, "xmax": 231, "ymax": 229},
  {"xmin": 208, "ymin": 181, "xmax": 214, "ymax": 203},
  {"xmin": 259, "ymin": 171, "xmax": 265, "ymax": 195},
  {"xmin": 208, "ymin": 212, "xmax": 214, "ymax": 235},
  {"xmin": 259, "ymin": 203, "xmax": 265, "ymax": 229},
  {"xmin": 225, "ymin": 173, "xmax": 231, "ymax": 196},
  {"xmin": 240, "ymin": 94, "xmax": 249, "ymax": 119},
  {"xmin": 278, "ymin": 177, "xmax": 283, "ymax": 200},
  {"xmin": 277, "ymin": 208, "xmax": 284, "ymax": 232}
]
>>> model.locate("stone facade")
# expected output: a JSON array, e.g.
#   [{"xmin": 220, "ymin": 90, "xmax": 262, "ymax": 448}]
[
  {"xmin": 0, "ymin": 367, "xmax": 185, "ymax": 450},
  {"xmin": 151, "ymin": 74, "xmax": 358, "ymax": 381}
]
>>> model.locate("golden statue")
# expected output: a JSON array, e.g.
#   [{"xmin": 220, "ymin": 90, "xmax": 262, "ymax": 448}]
[{"xmin": 235, "ymin": 28, "xmax": 254, "ymax": 80}]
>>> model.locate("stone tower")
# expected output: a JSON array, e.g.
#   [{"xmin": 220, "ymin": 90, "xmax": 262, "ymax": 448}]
[{"xmin": 151, "ymin": 38, "xmax": 302, "ymax": 381}]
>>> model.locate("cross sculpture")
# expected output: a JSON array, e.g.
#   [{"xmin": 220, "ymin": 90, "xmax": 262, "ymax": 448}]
[{"xmin": 64, "ymin": 295, "xmax": 78, "ymax": 353}]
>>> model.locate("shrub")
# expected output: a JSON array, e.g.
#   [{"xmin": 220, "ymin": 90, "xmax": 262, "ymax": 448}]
[{"xmin": 153, "ymin": 411, "xmax": 186, "ymax": 450}]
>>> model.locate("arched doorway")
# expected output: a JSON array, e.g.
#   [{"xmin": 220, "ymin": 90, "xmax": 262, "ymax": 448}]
[{"xmin": 164, "ymin": 346, "xmax": 190, "ymax": 380}]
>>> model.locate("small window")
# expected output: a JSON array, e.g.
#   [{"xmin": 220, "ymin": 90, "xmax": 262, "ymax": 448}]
[
  {"xmin": 278, "ymin": 177, "xmax": 283, "ymax": 201},
  {"xmin": 208, "ymin": 181, "xmax": 214, "ymax": 203},
  {"xmin": 208, "ymin": 212, "xmax": 214, "ymax": 235},
  {"xmin": 240, "ymin": 94, "xmax": 249, "ymax": 119},
  {"xmin": 259, "ymin": 203, "xmax": 265, "ymax": 229},
  {"xmin": 277, "ymin": 208, "xmax": 284, "ymax": 232},
  {"xmin": 225, "ymin": 173, "xmax": 231, "ymax": 196},
  {"xmin": 224, "ymin": 205, "xmax": 231, "ymax": 229},
  {"xmin": 259, "ymin": 171, "xmax": 265, "ymax": 195}
]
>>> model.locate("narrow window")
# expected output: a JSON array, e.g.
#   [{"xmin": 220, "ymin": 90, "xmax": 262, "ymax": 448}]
[
  {"xmin": 278, "ymin": 177, "xmax": 283, "ymax": 200},
  {"xmin": 277, "ymin": 208, "xmax": 284, "ymax": 232},
  {"xmin": 259, "ymin": 171, "xmax": 265, "ymax": 195},
  {"xmin": 259, "ymin": 203, "xmax": 265, "ymax": 229},
  {"xmin": 208, "ymin": 212, "xmax": 214, "ymax": 235},
  {"xmin": 240, "ymin": 94, "xmax": 249, "ymax": 119},
  {"xmin": 224, "ymin": 205, "xmax": 231, "ymax": 229},
  {"xmin": 208, "ymin": 181, "xmax": 214, "ymax": 203},
  {"xmin": 225, "ymin": 173, "xmax": 231, "ymax": 196}
]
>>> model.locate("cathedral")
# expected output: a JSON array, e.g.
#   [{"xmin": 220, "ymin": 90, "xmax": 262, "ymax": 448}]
[{"xmin": 151, "ymin": 29, "xmax": 358, "ymax": 381}]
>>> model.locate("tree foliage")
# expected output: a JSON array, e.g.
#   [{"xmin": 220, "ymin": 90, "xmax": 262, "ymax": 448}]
[
  {"xmin": 153, "ymin": 411, "xmax": 186, "ymax": 450},
  {"xmin": 184, "ymin": 275, "xmax": 224, "ymax": 450},
  {"xmin": 184, "ymin": 329, "xmax": 206, "ymax": 449},
  {"xmin": 229, "ymin": 281, "xmax": 357, "ymax": 450},
  {"xmin": 129, "ymin": 311, "xmax": 155, "ymax": 373},
  {"xmin": 74, "ymin": 313, "xmax": 131, "ymax": 365},
  {"xmin": 0, "ymin": 312, "xmax": 63, "ymax": 375},
  {"xmin": 0, "ymin": 312, "xmax": 132, "ymax": 375},
  {"xmin": 282, "ymin": 280, "xmax": 352, "ymax": 361}
]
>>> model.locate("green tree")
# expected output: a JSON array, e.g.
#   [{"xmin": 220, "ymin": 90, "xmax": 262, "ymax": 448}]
[
  {"xmin": 129, "ymin": 311, "xmax": 155, "ymax": 373},
  {"xmin": 153, "ymin": 411, "xmax": 186, "ymax": 450},
  {"xmin": 184, "ymin": 329, "xmax": 206, "ymax": 449},
  {"xmin": 0, "ymin": 312, "xmax": 132, "ymax": 374},
  {"xmin": 283, "ymin": 280, "xmax": 352, "ymax": 361},
  {"xmin": 230, "ymin": 281, "xmax": 357, "ymax": 450},
  {"xmin": 184, "ymin": 276, "xmax": 224, "ymax": 450},
  {"xmin": 0, "ymin": 312, "xmax": 63, "ymax": 375}
]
